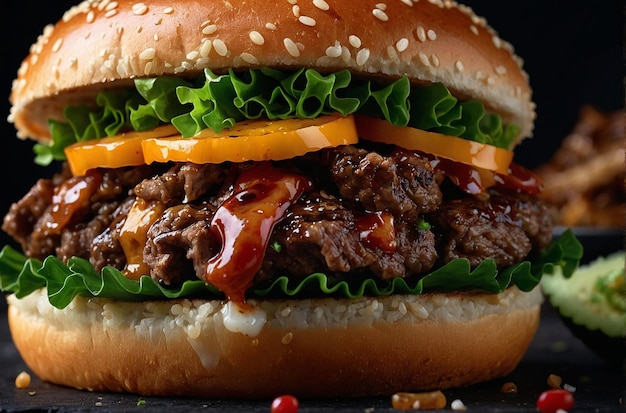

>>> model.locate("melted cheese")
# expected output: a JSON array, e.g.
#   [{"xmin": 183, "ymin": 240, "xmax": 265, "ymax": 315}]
[{"xmin": 118, "ymin": 198, "xmax": 164, "ymax": 279}]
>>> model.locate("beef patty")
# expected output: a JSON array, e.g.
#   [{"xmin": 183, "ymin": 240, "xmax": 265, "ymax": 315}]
[{"xmin": 2, "ymin": 144, "xmax": 552, "ymax": 289}]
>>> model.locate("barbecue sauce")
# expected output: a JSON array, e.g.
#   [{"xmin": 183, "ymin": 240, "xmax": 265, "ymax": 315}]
[
  {"xmin": 432, "ymin": 157, "xmax": 543, "ymax": 197},
  {"xmin": 355, "ymin": 211, "xmax": 396, "ymax": 253},
  {"xmin": 48, "ymin": 171, "xmax": 102, "ymax": 234},
  {"xmin": 205, "ymin": 162, "xmax": 311, "ymax": 306}
]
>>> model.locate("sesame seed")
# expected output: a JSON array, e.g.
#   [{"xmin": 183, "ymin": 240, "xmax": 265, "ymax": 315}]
[
  {"xmin": 470, "ymin": 25, "xmax": 479, "ymax": 35},
  {"xmin": 105, "ymin": 2, "xmax": 118, "ymax": 12},
  {"xmin": 132, "ymin": 3, "xmax": 148, "ymax": 15},
  {"xmin": 139, "ymin": 47, "xmax": 156, "ymax": 60},
  {"xmin": 325, "ymin": 42, "xmax": 342, "ymax": 58},
  {"xmin": 313, "ymin": 0, "xmax": 330, "ymax": 11},
  {"xmin": 240, "ymin": 52, "xmax": 258, "ymax": 64},
  {"xmin": 163, "ymin": 7, "xmax": 173, "ymax": 14},
  {"xmin": 396, "ymin": 38, "xmax": 409, "ymax": 52},
  {"xmin": 375, "ymin": 3, "xmax": 387, "ymax": 10},
  {"xmin": 356, "ymin": 48, "xmax": 370, "ymax": 66},
  {"xmin": 349, "ymin": 35, "xmax": 361, "ymax": 48},
  {"xmin": 503, "ymin": 40, "xmax": 515, "ymax": 54},
  {"xmin": 213, "ymin": 39, "xmax": 228, "ymax": 56},
  {"xmin": 105, "ymin": 9, "xmax": 117, "ymax": 18},
  {"xmin": 200, "ymin": 39, "xmax": 212, "ymax": 57},
  {"xmin": 341, "ymin": 46, "xmax": 351, "ymax": 62},
  {"xmin": 283, "ymin": 37, "xmax": 300, "ymax": 57},
  {"xmin": 418, "ymin": 51, "xmax": 430, "ymax": 66},
  {"xmin": 398, "ymin": 302, "xmax": 407, "ymax": 315},
  {"xmin": 153, "ymin": 33, "xmax": 158, "ymax": 41},
  {"xmin": 86, "ymin": 10, "xmax": 95, "ymax": 23},
  {"xmin": 52, "ymin": 38, "xmax": 63, "ymax": 53},
  {"xmin": 471, "ymin": 14, "xmax": 484, "ymax": 26},
  {"xmin": 416, "ymin": 26, "xmax": 426, "ymax": 42},
  {"xmin": 186, "ymin": 51, "xmax": 199, "ymax": 60},
  {"xmin": 492, "ymin": 35, "xmax": 502, "ymax": 49},
  {"xmin": 299, "ymin": 15, "xmax": 316, "ymax": 26},
  {"xmin": 266, "ymin": 22, "xmax": 277, "ymax": 30},
  {"xmin": 427, "ymin": 29, "xmax": 437, "ymax": 40},
  {"xmin": 292, "ymin": 5, "xmax": 300, "ymax": 17},
  {"xmin": 202, "ymin": 24, "xmax": 218, "ymax": 35},
  {"xmin": 495, "ymin": 65, "xmax": 507, "ymax": 75},
  {"xmin": 281, "ymin": 332, "xmax": 293, "ymax": 345},
  {"xmin": 455, "ymin": 60, "xmax": 464, "ymax": 72},
  {"xmin": 144, "ymin": 61, "xmax": 153, "ymax": 75},
  {"xmin": 431, "ymin": 54, "xmax": 440, "ymax": 67},
  {"xmin": 372, "ymin": 8, "xmax": 388, "ymax": 21},
  {"xmin": 401, "ymin": 0, "xmax": 413, "ymax": 5},
  {"xmin": 249, "ymin": 31, "xmax": 265, "ymax": 45},
  {"xmin": 387, "ymin": 45, "xmax": 398, "ymax": 60}
]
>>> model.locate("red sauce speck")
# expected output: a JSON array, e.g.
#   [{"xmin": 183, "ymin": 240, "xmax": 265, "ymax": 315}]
[{"xmin": 355, "ymin": 211, "xmax": 396, "ymax": 252}]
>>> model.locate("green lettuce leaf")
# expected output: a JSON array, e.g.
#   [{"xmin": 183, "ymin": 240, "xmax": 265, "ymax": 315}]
[
  {"xmin": 0, "ymin": 230, "xmax": 582, "ymax": 309},
  {"xmin": 37, "ymin": 68, "xmax": 520, "ymax": 166}
]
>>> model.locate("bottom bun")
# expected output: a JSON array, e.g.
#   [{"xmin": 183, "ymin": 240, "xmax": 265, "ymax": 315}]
[{"xmin": 7, "ymin": 286, "xmax": 542, "ymax": 398}]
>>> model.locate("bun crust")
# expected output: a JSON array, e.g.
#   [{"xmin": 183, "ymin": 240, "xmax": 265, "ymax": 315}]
[
  {"xmin": 10, "ymin": 0, "xmax": 533, "ymax": 146},
  {"xmin": 8, "ymin": 287, "xmax": 541, "ymax": 398}
]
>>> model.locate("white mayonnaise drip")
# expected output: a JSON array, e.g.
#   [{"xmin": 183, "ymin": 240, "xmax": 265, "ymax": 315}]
[{"xmin": 221, "ymin": 301, "xmax": 267, "ymax": 337}]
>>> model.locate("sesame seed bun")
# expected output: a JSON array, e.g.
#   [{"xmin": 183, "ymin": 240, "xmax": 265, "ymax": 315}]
[
  {"xmin": 7, "ymin": 286, "xmax": 541, "ymax": 398},
  {"xmin": 9, "ymin": 0, "xmax": 534, "ymax": 146}
]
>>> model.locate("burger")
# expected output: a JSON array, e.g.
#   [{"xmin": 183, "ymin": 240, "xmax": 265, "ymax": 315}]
[{"xmin": 1, "ymin": 0, "xmax": 581, "ymax": 398}]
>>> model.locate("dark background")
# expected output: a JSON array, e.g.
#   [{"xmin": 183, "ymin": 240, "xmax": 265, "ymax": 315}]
[{"xmin": 0, "ymin": 1, "xmax": 624, "ymax": 250}]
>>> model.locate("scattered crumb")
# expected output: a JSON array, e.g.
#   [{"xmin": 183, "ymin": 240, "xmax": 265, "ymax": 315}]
[
  {"xmin": 563, "ymin": 383, "xmax": 577, "ymax": 393},
  {"xmin": 14, "ymin": 371, "xmax": 31, "ymax": 389},
  {"xmin": 451, "ymin": 399, "xmax": 467, "ymax": 410},
  {"xmin": 547, "ymin": 373, "xmax": 563, "ymax": 389},
  {"xmin": 500, "ymin": 382, "xmax": 518, "ymax": 393}
]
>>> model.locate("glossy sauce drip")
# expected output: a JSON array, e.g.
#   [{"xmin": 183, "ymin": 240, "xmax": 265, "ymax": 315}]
[
  {"xmin": 494, "ymin": 162, "xmax": 543, "ymax": 194},
  {"xmin": 432, "ymin": 158, "xmax": 495, "ymax": 199},
  {"xmin": 205, "ymin": 163, "xmax": 311, "ymax": 306},
  {"xmin": 432, "ymin": 157, "xmax": 543, "ymax": 197},
  {"xmin": 48, "ymin": 172, "xmax": 102, "ymax": 234},
  {"xmin": 355, "ymin": 211, "xmax": 396, "ymax": 253}
]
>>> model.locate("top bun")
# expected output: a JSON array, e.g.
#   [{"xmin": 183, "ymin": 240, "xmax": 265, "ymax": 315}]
[{"xmin": 9, "ymin": 0, "xmax": 534, "ymax": 147}]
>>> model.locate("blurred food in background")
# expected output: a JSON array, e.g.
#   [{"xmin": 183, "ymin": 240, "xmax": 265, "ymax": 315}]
[{"xmin": 535, "ymin": 105, "xmax": 624, "ymax": 227}]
